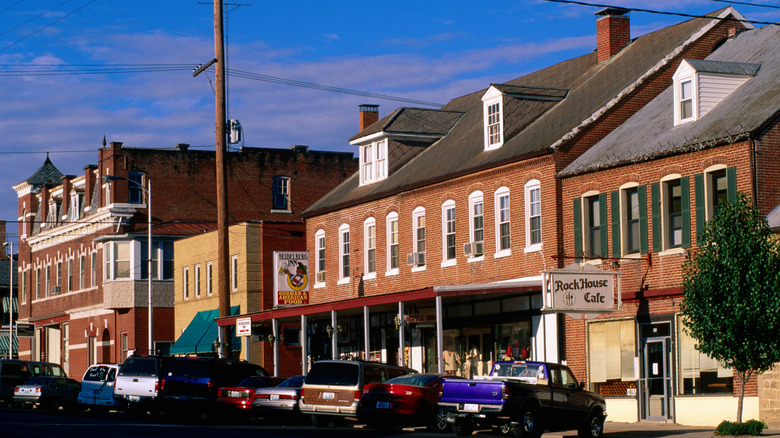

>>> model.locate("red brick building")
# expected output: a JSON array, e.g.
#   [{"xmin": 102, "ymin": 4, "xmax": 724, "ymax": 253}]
[
  {"xmin": 218, "ymin": 5, "xmax": 748, "ymax": 408},
  {"xmin": 13, "ymin": 142, "xmax": 355, "ymax": 378},
  {"xmin": 558, "ymin": 23, "xmax": 780, "ymax": 425}
]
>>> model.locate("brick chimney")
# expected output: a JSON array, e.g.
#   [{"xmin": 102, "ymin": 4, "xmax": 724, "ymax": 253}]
[
  {"xmin": 359, "ymin": 104, "xmax": 379, "ymax": 131},
  {"xmin": 595, "ymin": 7, "xmax": 630, "ymax": 63}
]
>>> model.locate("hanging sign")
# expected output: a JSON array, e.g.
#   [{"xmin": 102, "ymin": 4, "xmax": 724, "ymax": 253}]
[
  {"xmin": 273, "ymin": 251, "xmax": 310, "ymax": 307},
  {"xmin": 543, "ymin": 263, "xmax": 618, "ymax": 313}
]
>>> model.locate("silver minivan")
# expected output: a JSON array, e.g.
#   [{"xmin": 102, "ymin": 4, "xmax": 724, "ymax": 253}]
[{"xmin": 78, "ymin": 364, "xmax": 121, "ymax": 411}]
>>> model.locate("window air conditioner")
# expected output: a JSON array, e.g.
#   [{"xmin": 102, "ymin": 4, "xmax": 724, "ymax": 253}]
[{"xmin": 51, "ymin": 286, "xmax": 61, "ymax": 295}]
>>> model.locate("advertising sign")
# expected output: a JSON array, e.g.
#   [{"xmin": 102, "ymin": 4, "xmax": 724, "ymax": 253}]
[
  {"xmin": 273, "ymin": 251, "xmax": 310, "ymax": 307},
  {"xmin": 236, "ymin": 317, "xmax": 251, "ymax": 337},
  {"xmin": 544, "ymin": 263, "xmax": 618, "ymax": 313}
]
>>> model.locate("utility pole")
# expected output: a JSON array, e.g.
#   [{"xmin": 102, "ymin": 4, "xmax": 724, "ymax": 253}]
[{"xmin": 214, "ymin": 0, "xmax": 230, "ymax": 358}]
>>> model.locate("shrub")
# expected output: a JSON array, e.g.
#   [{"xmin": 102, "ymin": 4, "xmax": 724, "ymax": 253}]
[{"xmin": 714, "ymin": 419, "xmax": 767, "ymax": 436}]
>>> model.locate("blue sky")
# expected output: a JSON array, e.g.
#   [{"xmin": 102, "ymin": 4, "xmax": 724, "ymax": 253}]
[{"xmin": 0, "ymin": 0, "xmax": 778, "ymax": 240}]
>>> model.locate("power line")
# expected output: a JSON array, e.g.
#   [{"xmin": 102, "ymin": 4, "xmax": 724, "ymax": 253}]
[
  {"xmin": 0, "ymin": 0, "xmax": 100, "ymax": 53},
  {"xmin": 706, "ymin": 0, "xmax": 780, "ymax": 10},
  {"xmin": 544, "ymin": 0, "xmax": 780, "ymax": 26},
  {"xmin": 0, "ymin": 0, "xmax": 74, "ymax": 38}
]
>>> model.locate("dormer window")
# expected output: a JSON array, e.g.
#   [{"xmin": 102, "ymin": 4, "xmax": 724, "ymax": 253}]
[
  {"xmin": 481, "ymin": 86, "xmax": 504, "ymax": 150},
  {"xmin": 359, "ymin": 139, "xmax": 388, "ymax": 186},
  {"xmin": 673, "ymin": 59, "xmax": 759, "ymax": 126}
]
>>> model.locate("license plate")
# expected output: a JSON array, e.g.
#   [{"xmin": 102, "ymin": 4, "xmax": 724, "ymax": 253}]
[
  {"xmin": 228, "ymin": 390, "xmax": 241, "ymax": 398},
  {"xmin": 376, "ymin": 401, "xmax": 390, "ymax": 409},
  {"xmin": 463, "ymin": 403, "xmax": 479, "ymax": 413},
  {"xmin": 270, "ymin": 394, "xmax": 280, "ymax": 401},
  {"xmin": 322, "ymin": 392, "xmax": 335, "ymax": 400},
  {"xmin": 128, "ymin": 396, "xmax": 140, "ymax": 402}
]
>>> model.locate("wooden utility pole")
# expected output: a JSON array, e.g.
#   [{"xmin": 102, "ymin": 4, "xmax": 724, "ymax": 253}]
[{"xmin": 214, "ymin": 0, "xmax": 230, "ymax": 358}]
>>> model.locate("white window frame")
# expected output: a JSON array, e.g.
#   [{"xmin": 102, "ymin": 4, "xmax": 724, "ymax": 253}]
[
  {"xmin": 314, "ymin": 229, "xmax": 326, "ymax": 287},
  {"xmin": 620, "ymin": 183, "xmax": 641, "ymax": 257},
  {"xmin": 481, "ymin": 86, "xmax": 504, "ymax": 150},
  {"xmin": 183, "ymin": 266, "xmax": 190, "ymax": 300},
  {"xmin": 363, "ymin": 217, "xmax": 376, "ymax": 280},
  {"xmin": 231, "ymin": 255, "xmax": 238, "ymax": 291},
  {"xmin": 441, "ymin": 200, "xmax": 456, "ymax": 267},
  {"xmin": 79, "ymin": 254, "xmax": 85, "ymax": 290},
  {"xmin": 468, "ymin": 191, "xmax": 484, "ymax": 261},
  {"xmin": 524, "ymin": 180, "xmax": 542, "ymax": 252},
  {"xmin": 359, "ymin": 139, "xmax": 389, "ymax": 185},
  {"xmin": 206, "ymin": 261, "xmax": 213, "ymax": 296},
  {"xmin": 661, "ymin": 174, "xmax": 684, "ymax": 252},
  {"xmin": 581, "ymin": 190, "xmax": 602, "ymax": 261},
  {"xmin": 338, "ymin": 224, "xmax": 350, "ymax": 284},
  {"xmin": 412, "ymin": 207, "xmax": 426, "ymax": 271},
  {"xmin": 271, "ymin": 175, "xmax": 291, "ymax": 212},
  {"xmin": 386, "ymin": 212, "xmax": 399, "ymax": 276},
  {"xmin": 494, "ymin": 187, "xmax": 511, "ymax": 258},
  {"xmin": 194, "ymin": 264, "xmax": 201, "ymax": 298},
  {"xmin": 704, "ymin": 164, "xmax": 728, "ymax": 221},
  {"xmin": 673, "ymin": 65, "xmax": 697, "ymax": 126}
]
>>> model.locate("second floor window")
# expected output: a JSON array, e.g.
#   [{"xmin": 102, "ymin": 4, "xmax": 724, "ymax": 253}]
[
  {"xmin": 496, "ymin": 188, "xmax": 510, "ymax": 253},
  {"xmin": 525, "ymin": 181, "xmax": 542, "ymax": 248},
  {"xmin": 584, "ymin": 194, "xmax": 605, "ymax": 258},
  {"xmin": 194, "ymin": 264, "xmax": 201, "ymax": 298},
  {"xmin": 412, "ymin": 209, "xmax": 426, "ymax": 267},
  {"xmin": 231, "ymin": 255, "xmax": 238, "ymax": 291},
  {"xmin": 272, "ymin": 176, "xmax": 290, "ymax": 210},
  {"xmin": 315, "ymin": 231, "xmax": 326, "ymax": 283},
  {"xmin": 183, "ymin": 267, "xmax": 189, "ymax": 300},
  {"xmin": 340, "ymin": 226, "xmax": 350, "ymax": 281},
  {"xmin": 469, "ymin": 192, "xmax": 484, "ymax": 257},
  {"xmin": 666, "ymin": 180, "xmax": 683, "ymax": 249},
  {"xmin": 624, "ymin": 187, "xmax": 641, "ymax": 255},
  {"xmin": 365, "ymin": 220, "xmax": 376, "ymax": 276},
  {"xmin": 387, "ymin": 214, "xmax": 399, "ymax": 272},
  {"xmin": 128, "ymin": 171, "xmax": 144, "ymax": 204},
  {"xmin": 207, "ymin": 262, "xmax": 213, "ymax": 296},
  {"xmin": 443, "ymin": 202, "xmax": 456, "ymax": 262}
]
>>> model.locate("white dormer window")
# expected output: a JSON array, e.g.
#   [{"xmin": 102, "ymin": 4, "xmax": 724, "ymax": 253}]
[
  {"xmin": 481, "ymin": 86, "xmax": 504, "ymax": 150},
  {"xmin": 673, "ymin": 59, "xmax": 758, "ymax": 126},
  {"xmin": 359, "ymin": 139, "xmax": 388, "ymax": 185}
]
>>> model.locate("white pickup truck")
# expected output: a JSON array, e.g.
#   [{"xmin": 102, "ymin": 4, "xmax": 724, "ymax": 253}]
[{"xmin": 113, "ymin": 355, "xmax": 170, "ymax": 415}]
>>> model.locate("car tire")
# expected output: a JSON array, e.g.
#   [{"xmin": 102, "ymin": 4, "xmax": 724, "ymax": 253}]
[
  {"xmin": 511, "ymin": 405, "xmax": 542, "ymax": 438},
  {"xmin": 452, "ymin": 419, "xmax": 475, "ymax": 437},
  {"xmin": 578, "ymin": 410, "xmax": 605, "ymax": 438},
  {"xmin": 494, "ymin": 423, "xmax": 512, "ymax": 435},
  {"xmin": 427, "ymin": 407, "xmax": 450, "ymax": 433}
]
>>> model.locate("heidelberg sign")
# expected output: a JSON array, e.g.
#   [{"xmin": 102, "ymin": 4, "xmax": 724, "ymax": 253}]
[{"xmin": 544, "ymin": 263, "xmax": 618, "ymax": 313}]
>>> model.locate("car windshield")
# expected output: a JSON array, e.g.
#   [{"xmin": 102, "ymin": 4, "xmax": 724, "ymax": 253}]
[
  {"xmin": 277, "ymin": 376, "xmax": 305, "ymax": 388},
  {"xmin": 237, "ymin": 376, "xmax": 274, "ymax": 388},
  {"xmin": 305, "ymin": 362, "xmax": 359, "ymax": 386},
  {"xmin": 383, "ymin": 374, "xmax": 439, "ymax": 387}
]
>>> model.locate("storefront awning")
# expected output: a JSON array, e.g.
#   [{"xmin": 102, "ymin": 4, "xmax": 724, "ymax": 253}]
[
  {"xmin": 0, "ymin": 333, "xmax": 18, "ymax": 356},
  {"xmin": 2, "ymin": 296, "xmax": 18, "ymax": 314},
  {"xmin": 170, "ymin": 306, "xmax": 240, "ymax": 355}
]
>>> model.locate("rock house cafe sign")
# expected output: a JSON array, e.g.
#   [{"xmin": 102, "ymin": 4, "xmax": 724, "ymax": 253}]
[{"xmin": 543, "ymin": 263, "xmax": 620, "ymax": 313}]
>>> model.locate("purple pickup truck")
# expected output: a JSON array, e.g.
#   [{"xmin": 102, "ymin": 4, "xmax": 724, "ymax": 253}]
[{"xmin": 438, "ymin": 361, "xmax": 606, "ymax": 438}]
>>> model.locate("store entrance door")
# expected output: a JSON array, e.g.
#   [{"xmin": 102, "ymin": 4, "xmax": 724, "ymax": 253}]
[
  {"xmin": 641, "ymin": 336, "xmax": 671, "ymax": 420},
  {"xmin": 462, "ymin": 328, "xmax": 493, "ymax": 378}
]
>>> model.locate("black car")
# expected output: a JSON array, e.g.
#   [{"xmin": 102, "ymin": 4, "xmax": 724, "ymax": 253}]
[{"xmin": 158, "ymin": 357, "xmax": 270, "ymax": 421}]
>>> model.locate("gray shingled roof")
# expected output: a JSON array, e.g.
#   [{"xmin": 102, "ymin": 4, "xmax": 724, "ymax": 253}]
[
  {"xmin": 305, "ymin": 8, "xmax": 737, "ymax": 216},
  {"xmin": 559, "ymin": 24, "xmax": 780, "ymax": 177},
  {"xmin": 19, "ymin": 155, "xmax": 64, "ymax": 189},
  {"xmin": 685, "ymin": 59, "xmax": 761, "ymax": 76}
]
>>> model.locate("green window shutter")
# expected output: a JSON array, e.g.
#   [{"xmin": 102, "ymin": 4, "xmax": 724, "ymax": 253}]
[
  {"xmin": 727, "ymin": 166, "xmax": 737, "ymax": 202},
  {"xmin": 599, "ymin": 193, "xmax": 608, "ymax": 258},
  {"xmin": 573, "ymin": 198, "xmax": 582, "ymax": 263},
  {"xmin": 611, "ymin": 191, "xmax": 620, "ymax": 258},
  {"xmin": 651, "ymin": 183, "xmax": 660, "ymax": 253},
  {"xmin": 638, "ymin": 185, "xmax": 648, "ymax": 255},
  {"xmin": 681, "ymin": 176, "xmax": 691, "ymax": 248},
  {"xmin": 694, "ymin": 173, "xmax": 705, "ymax": 241}
]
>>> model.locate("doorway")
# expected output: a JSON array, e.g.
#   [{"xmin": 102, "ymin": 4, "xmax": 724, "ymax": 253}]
[{"xmin": 640, "ymin": 322, "xmax": 672, "ymax": 421}]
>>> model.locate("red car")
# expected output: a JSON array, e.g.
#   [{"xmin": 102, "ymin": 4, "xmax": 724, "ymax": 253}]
[
  {"xmin": 358, "ymin": 373, "xmax": 454, "ymax": 432},
  {"xmin": 214, "ymin": 375, "xmax": 282, "ymax": 421}
]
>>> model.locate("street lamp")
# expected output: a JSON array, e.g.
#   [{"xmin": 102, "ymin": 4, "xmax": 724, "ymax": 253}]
[
  {"xmin": 102, "ymin": 175, "xmax": 153, "ymax": 355},
  {"xmin": 3, "ymin": 241, "xmax": 13, "ymax": 359}
]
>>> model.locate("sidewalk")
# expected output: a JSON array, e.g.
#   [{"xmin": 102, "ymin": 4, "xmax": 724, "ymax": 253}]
[{"xmin": 541, "ymin": 421, "xmax": 780, "ymax": 437}]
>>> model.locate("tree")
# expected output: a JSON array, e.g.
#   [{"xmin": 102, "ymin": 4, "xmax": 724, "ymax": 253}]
[{"xmin": 681, "ymin": 192, "xmax": 780, "ymax": 423}]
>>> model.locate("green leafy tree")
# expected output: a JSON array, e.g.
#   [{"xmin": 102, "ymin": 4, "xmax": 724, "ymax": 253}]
[{"xmin": 681, "ymin": 193, "xmax": 780, "ymax": 423}]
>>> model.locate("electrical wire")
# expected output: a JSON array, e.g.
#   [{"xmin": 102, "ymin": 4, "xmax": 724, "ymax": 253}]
[
  {"xmin": 706, "ymin": 0, "xmax": 780, "ymax": 10},
  {"xmin": 544, "ymin": 0, "xmax": 780, "ymax": 26},
  {"xmin": 0, "ymin": 0, "xmax": 100, "ymax": 53}
]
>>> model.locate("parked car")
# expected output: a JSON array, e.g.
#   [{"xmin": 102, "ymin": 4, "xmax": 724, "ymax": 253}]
[
  {"xmin": 78, "ymin": 363, "xmax": 121, "ymax": 412},
  {"xmin": 13, "ymin": 376, "xmax": 81, "ymax": 411},
  {"xmin": 358, "ymin": 373, "xmax": 454, "ymax": 432},
  {"xmin": 0, "ymin": 359, "xmax": 68, "ymax": 406},
  {"xmin": 113, "ymin": 354, "xmax": 171, "ymax": 415},
  {"xmin": 159, "ymin": 357, "xmax": 270, "ymax": 421},
  {"xmin": 299, "ymin": 360, "xmax": 416, "ymax": 428},
  {"xmin": 253, "ymin": 375, "xmax": 306, "ymax": 420},
  {"xmin": 214, "ymin": 375, "xmax": 282, "ymax": 421}
]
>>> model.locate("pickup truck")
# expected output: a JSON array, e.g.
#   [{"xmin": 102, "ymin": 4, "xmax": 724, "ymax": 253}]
[
  {"xmin": 438, "ymin": 361, "xmax": 606, "ymax": 438},
  {"xmin": 113, "ymin": 355, "xmax": 171, "ymax": 415}
]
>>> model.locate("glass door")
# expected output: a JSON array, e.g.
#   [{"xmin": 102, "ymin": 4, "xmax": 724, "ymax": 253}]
[{"xmin": 642, "ymin": 338, "xmax": 671, "ymax": 420}]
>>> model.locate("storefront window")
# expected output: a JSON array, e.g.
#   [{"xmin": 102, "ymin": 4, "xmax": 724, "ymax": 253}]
[
  {"xmin": 677, "ymin": 315, "xmax": 733, "ymax": 394},
  {"xmin": 588, "ymin": 319, "xmax": 637, "ymax": 396}
]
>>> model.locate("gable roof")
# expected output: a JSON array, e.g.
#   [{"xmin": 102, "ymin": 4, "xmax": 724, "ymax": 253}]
[
  {"xmin": 559, "ymin": 23, "xmax": 780, "ymax": 178},
  {"xmin": 305, "ymin": 7, "xmax": 744, "ymax": 216},
  {"xmin": 684, "ymin": 58, "xmax": 761, "ymax": 76}
]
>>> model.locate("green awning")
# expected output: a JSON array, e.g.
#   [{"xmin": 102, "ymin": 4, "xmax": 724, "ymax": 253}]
[
  {"xmin": 2, "ymin": 296, "xmax": 18, "ymax": 313},
  {"xmin": 0, "ymin": 333, "xmax": 18, "ymax": 356},
  {"xmin": 170, "ymin": 306, "xmax": 240, "ymax": 355}
]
